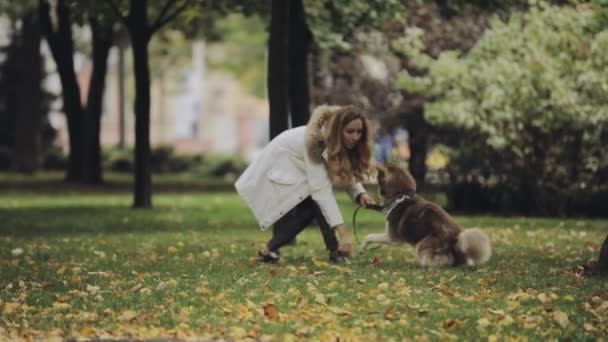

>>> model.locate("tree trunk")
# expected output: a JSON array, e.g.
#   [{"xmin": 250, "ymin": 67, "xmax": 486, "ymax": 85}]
[
  {"xmin": 406, "ymin": 110, "xmax": 430, "ymax": 192},
  {"xmin": 288, "ymin": 0, "xmax": 311, "ymax": 127},
  {"xmin": 117, "ymin": 31, "xmax": 128, "ymax": 150},
  {"xmin": 595, "ymin": 231, "xmax": 608, "ymax": 276},
  {"xmin": 128, "ymin": 0, "xmax": 152, "ymax": 208},
  {"xmin": 39, "ymin": 0, "xmax": 84, "ymax": 182},
  {"xmin": 268, "ymin": 0, "xmax": 290, "ymax": 140},
  {"xmin": 12, "ymin": 10, "xmax": 43, "ymax": 173},
  {"xmin": 83, "ymin": 18, "xmax": 113, "ymax": 185}
]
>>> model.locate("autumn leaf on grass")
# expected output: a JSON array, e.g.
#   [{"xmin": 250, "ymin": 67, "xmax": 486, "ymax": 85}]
[
  {"xmin": 313, "ymin": 259, "xmax": 329, "ymax": 268},
  {"xmin": 79, "ymin": 326, "xmax": 98, "ymax": 337},
  {"xmin": 552, "ymin": 311, "xmax": 569, "ymax": 328},
  {"xmin": 118, "ymin": 310, "xmax": 138, "ymax": 322},
  {"xmin": 384, "ymin": 307, "xmax": 395, "ymax": 321},
  {"xmin": 443, "ymin": 318, "xmax": 466, "ymax": 331},
  {"xmin": 263, "ymin": 303, "xmax": 280, "ymax": 320}
]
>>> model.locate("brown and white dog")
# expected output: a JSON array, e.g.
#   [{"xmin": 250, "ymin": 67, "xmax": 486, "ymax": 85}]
[{"xmin": 360, "ymin": 163, "xmax": 491, "ymax": 267}]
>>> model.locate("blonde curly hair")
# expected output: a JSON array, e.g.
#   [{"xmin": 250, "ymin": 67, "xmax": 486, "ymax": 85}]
[{"xmin": 323, "ymin": 105, "xmax": 374, "ymax": 185}]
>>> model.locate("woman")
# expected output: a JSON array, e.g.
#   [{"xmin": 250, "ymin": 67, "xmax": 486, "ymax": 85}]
[{"xmin": 235, "ymin": 105, "xmax": 375, "ymax": 263}]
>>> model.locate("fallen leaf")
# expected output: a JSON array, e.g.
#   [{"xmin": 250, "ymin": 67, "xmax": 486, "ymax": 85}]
[
  {"xmin": 263, "ymin": 303, "xmax": 280, "ymax": 320},
  {"xmin": 384, "ymin": 307, "xmax": 395, "ymax": 321},
  {"xmin": 443, "ymin": 318, "xmax": 466, "ymax": 331},
  {"xmin": 552, "ymin": 311, "xmax": 569, "ymax": 328},
  {"xmin": 118, "ymin": 310, "xmax": 137, "ymax": 322}
]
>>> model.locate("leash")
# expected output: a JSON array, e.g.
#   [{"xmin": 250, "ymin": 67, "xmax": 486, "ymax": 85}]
[{"xmin": 352, "ymin": 203, "xmax": 383, "ymax": 246}]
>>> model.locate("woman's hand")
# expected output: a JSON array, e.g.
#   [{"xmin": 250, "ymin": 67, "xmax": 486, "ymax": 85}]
[
  {"xmin": 357, "ymin": 193, "xmax": 375, "ymax": 208},
  {"xmin": 335, "ymin": 224, "xmax": 354, "ymax": 256}
]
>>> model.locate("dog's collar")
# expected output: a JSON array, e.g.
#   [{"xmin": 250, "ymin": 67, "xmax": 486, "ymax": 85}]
[{"xmin": 383, "ymin": 192, "xmax": 414, "ymax": 219}]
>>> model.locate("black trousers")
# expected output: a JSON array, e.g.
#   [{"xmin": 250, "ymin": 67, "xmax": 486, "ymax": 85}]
[{"xmin": 267, "ymin": 197, "xmax": 339, "ymax": 252}]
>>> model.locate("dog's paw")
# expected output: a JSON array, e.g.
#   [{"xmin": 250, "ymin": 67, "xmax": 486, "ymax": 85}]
[{"xmin": 358, "ymin": 241, "xmax": 369, "ymax": 251}]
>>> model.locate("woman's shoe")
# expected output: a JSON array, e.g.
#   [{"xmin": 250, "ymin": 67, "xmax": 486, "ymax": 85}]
[{"xmin": 256, "ymin": 250, "xmax": 280, "ymax": 263}]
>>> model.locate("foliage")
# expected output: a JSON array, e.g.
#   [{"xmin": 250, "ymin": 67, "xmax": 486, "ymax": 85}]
[
  {"xmin": 101, "ymin": 147, "xmax": 246, "ymax": 177},
  {"xmin": 206, "ymin": 13, "xmax": 268, "ymax": 98},
  {"xmin": 304, "ymin": 0, "xmax": 407, "ymax": 51},
  {"xmin": 0, "ymin": 190, "xmax": 607, "ymax": 340},
  {"xmin": 396, "ymin": 4, "xmax": 608, "ymax": 215}
]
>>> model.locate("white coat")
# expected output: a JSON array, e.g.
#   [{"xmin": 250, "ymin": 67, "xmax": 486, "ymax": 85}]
[{"xmin": 235, "ymin": 106, "xmax": 366, "ymax": 230}]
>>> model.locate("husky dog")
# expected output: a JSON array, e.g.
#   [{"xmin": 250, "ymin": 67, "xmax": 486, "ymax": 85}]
[{"xmin": 360, "ymin": 164, "xmax": 491, "ymax": 267}]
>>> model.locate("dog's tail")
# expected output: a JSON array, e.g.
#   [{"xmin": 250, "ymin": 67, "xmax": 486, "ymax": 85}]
[{"xmin": 455, "ymin": 228, "xmax": 491, "ymax": 266}]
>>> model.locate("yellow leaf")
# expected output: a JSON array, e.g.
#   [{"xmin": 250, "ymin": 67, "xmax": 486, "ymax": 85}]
[
  {"xmin": 168, "ymin": 246, "xmax": 178, "ymax": 253},
  {"xmin": 499, "ymin": 315, "xmax": 515, "ymax": 327},
  {"xmin": 488, "ymin": 308, "xmax": 505, "ymax": 316},
  {"xmin": 507, "ymin": 300, "xmax": 521, "ymax": 309},
  {"xmin": 56, "ymin": 266, "xmax": 67, "ymax": 275},
  {"xmin": 313, "ymin": 259, "xmax": 329, "ymax": 268},
  {"xmin": 185, "ymin": 253, "xmax": 195, "ymax": 262},
  {"xmin": 584, "ymin": 323, "xmax": 597, "ymax": 332},
  {"xmin": 118, "ymin": 310, "xmax": 137, "ymax": 321},
  {"xmin": 86, "ymin": 285, "xmax": 100, "ymax": 294},
  {"xmin": 552, "ymin": 311, "xmax": 569, "ymax": 328},
  {"xmin": 52, "ymin": 302, "xmax": 71, "ymax": 310},
  {"xmin": 315, "ymin": 293, "xmax": 327, "ymax": 305},
  {"xmin": 229, "ymin": 326, "xmax": 247, "ymax": 339},
  {"xmin": 80, "ymin": 327, "xmax": 97, "ymax": 337},
  {"xmin": 71, "ymin": 274, "xmax": 81, "ymax": 284},
  {"xmin": 2, "ymin": 302, "xmax": 21, "ymax": 314},
  {"xmin": 477, "ymin": 317, "xmax": 491, "ymax": 331},
  {"xmin": 287, "ymin": 287, "xmax": 301, "ymax": 297},
  {"xmin": 378, "ymin": 282, "xmax": 389, "ymax": 290}
]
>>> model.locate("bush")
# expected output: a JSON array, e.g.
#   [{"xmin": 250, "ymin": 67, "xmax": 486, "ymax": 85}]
[
  {"xmin": 194, "ymin": 154, "xmax": 248, "ymax": 180},
  {"xmin": 397, "ymin": 5, "xmax": 608, "ymax": 215},
  {"xmin": 102, "ymin": 147, "xmax": 133, "ymax": 173},
  {"xmin": 42, "ymin": 146, "xmax": 67, "ymax": 170}
]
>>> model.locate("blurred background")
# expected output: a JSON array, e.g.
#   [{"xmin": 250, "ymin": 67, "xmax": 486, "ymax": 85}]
[{"xmin": 1, "ymin": 0, "xmax": 607, "ymax": 217}]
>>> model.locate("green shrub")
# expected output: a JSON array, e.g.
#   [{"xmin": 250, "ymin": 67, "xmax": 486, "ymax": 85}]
[
  {"xmin": 42, "ymin": 146, "xmax": 67, "ymax": 170},
  {"xmin": 194, "ymin": 154, "xmax": 248, "ymax": 180},
  {"xmin": 397, "ymin": 5, "xmax": 608, "ymax": 215}
]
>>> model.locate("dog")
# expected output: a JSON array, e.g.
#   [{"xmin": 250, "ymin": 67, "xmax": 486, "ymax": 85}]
[{"xmin": 360, "ymin": 163, "xmax": 491, "ymax": 267}]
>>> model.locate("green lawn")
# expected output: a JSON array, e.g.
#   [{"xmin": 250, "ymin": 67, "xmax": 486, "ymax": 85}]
[{"xmin": 1, "ymin": 189, "xmax": 607, "ymax": 341}]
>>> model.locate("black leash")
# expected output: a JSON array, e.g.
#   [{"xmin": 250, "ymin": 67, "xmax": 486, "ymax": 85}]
[{"xmin": 352, "ymin": 203, "xmax": 384, "ymax": 246}]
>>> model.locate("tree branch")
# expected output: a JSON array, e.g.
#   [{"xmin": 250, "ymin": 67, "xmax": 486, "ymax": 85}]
[
  {"xmin": 150, "ymin": 0, "xmax": 193, "ymax": 34},
  {"xmin": 103, "ymin": 0, "xmax": 129, "ymax": 27},
  {"xmin": 150, "ymin": 0, "xmax": 176, "ymax": 31},
  {"xmin": 38, "ymin": 0, "xmax": 55, "ymax": 40}
]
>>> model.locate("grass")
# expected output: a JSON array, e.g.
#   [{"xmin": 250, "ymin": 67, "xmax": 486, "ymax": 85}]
[{"xmin": 1, "ymin": 186, "xmax": 607, "ymax": 341}]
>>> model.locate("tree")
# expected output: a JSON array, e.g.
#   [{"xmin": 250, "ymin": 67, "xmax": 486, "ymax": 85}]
[
  {"xmin": 39, "ymin": 0, "xmax": 85, "ymax": 182},
  {"xmin": 267, "ymin": 0, "xmax": 290, "ymax": 139},
  {"xmin": 39, "ymin": 0, "xmax": 116, "ymax": 184},
  {"xmin": 105, "ymin": 0, "xmax": 193, "ymax": 208},
  {"xmin": 12, "ymin": 9, "xmax": 43, "ymax": 172},
  {"xmin": 0, "ymin": 5, "xmax": 55, "ymax": 172},
  {"xmin": 83, "ymin": 17, "xmax": 114, "ymax": 184}
]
